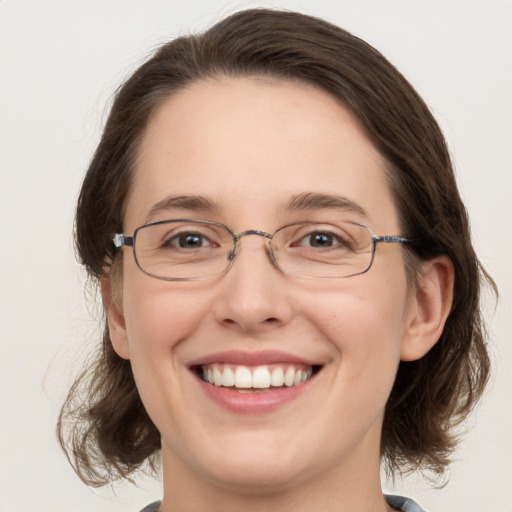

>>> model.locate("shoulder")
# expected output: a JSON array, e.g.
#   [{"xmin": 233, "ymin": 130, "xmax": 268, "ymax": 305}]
[
  {"xmin": 138, "ymin": 502, "xmax": 161, "ymax": 512},
  {"xmin": 138, "ymin": 498, "xmax": 425, "ymax": 512},
  {"xmin": 385, "ymin": 494, "xmax": 427, "ymax": 512}
]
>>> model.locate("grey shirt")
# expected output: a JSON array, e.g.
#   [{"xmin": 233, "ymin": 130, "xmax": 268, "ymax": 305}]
[
  {"xmin": 386, "ymin": 494, "xmax": 426, "ymax": 511},
  {"xmin": 139, "ymin": 495, "xmax": 426, "ymax": 511}
]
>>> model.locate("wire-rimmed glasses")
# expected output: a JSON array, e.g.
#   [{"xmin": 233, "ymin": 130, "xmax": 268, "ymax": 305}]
[{"xmin": 113, "ymin": 219, "xmax": 411, "ymax": 281}]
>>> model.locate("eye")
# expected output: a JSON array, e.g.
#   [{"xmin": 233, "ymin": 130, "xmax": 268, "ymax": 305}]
[
  {"xmin": 298, "ymin": 231, "xmax": 347, "ymax": 249},
  {"xmin": 303, "ymin": 232, "xmax": 337, "ymax": 247},
  {"xmin": 165, "ymin": 231, "xmax": 215, "ymax": 249}
]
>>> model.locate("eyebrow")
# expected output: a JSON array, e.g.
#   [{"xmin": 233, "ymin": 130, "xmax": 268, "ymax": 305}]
[
  {"xmin": 144, "ymin": 191, "xmax": 368, "ymax": 224},
  {"xmin": 145, "ymin": 195, "xmax": 220, "ymax": 223},
  {"xmin": 285, "ymin": 192, "xmax": 368, "ymax": 218}
]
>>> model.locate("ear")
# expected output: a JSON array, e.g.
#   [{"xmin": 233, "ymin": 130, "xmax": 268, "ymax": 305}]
[
  {"xmin": 100, "ymin": 274, "xmax": 131, "ymax": 360},
  {"xmin": 401, "ymin": 256, "xmax": 454, "ymax": 361}
]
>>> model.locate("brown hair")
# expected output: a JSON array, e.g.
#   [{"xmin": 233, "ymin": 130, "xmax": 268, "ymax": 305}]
[{"xmin": 58, "ymin": 8, "xmax": 493, "ymax": 486}]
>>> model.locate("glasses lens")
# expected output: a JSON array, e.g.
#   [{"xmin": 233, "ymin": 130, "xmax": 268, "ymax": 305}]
[
  {"xmin": 271, "ymin": 221, "xmax": 374, "ymax": 278},
  {"xmin": 134, "ymin": 220, "xmax": 233, "ymax": 280}
]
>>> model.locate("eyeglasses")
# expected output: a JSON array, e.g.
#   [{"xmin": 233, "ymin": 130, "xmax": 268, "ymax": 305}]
[{"xmin": 113, "ymin": 219, "xmax": 411, "ymax": 281}]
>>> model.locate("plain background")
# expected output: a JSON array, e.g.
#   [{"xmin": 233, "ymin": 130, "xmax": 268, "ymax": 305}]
[{"xmin": 1, "ymin": 1, "xmax": 511, "ymax": 511}]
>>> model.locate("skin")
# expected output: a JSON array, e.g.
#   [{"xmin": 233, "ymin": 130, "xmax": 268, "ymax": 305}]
[{"xmin": 102, "ymin": 77, "xmax": 453, "ymax": 512}]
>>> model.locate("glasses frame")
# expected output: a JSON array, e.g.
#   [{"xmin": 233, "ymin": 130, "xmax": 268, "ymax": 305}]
[{"xmin": 113, "ymin": 218, "xmax": 411, "ymax": 281}]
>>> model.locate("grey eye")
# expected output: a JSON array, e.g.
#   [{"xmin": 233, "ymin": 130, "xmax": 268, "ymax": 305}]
[
  {"xmin": 299, "ymin": 231, "xmax": 347, "ymax": 248},
  {"xmin": 306, "ymin": 232, "xmax": 336, "ymax": 247},
  {"xmin": 167, "ymin": 232, "xmax": 213, "ymax": 249}
]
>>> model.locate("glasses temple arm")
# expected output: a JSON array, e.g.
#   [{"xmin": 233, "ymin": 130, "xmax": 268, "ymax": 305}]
[
  {"xmin": 373, "ymin": 235, "xmax": 411, "ymax": 244},
  {"xmin": 113, "ymin": 233, "xmax": 134, "ymax": 248}
]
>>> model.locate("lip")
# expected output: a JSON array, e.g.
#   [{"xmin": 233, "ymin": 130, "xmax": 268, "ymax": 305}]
[
  {"xmin": 188, "ymin": 349, "xmax": 321, "ymax": 367},
  {"xmin": 188, "ymin": 350, "xmax": 322, "ymax": 414},
  {"xmin": 194, "ymin": 374, "xmax": 316, "ymax": 414}
]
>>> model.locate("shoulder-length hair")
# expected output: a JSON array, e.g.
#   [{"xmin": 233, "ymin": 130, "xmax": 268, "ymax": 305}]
[{"xmin": 58, "ymin": 8, "xmax": 493, "ymax": 486}]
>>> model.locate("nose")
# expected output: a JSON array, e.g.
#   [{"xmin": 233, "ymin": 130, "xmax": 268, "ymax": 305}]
[{"xmin": 213, "ymin": 233, "xmax": 294, "ymax": 334}]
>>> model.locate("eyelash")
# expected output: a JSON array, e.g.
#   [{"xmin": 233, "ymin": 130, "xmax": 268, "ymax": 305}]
[
  {"xmin": 162, "ymin": 231, "xmax": 211, "ymax": 248},
  {"xmin": 295, "ymin": 230, "xmax": 351, "ymax": 249}
]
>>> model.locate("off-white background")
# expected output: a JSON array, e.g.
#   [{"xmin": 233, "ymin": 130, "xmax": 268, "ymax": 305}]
[{"xmin": 1, "ymin": 1, "xmax": 511, "ymax": 511}]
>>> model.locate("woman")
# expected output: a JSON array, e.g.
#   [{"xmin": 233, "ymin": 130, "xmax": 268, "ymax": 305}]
[{"xmin": 58, "ymin": 9, "xmax": 493, "ymax": 512}]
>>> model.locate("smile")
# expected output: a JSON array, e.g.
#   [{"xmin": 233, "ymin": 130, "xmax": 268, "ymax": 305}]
[
  {"xmin": 189, "ymin": 351, "xmax": 323, "ymax": 412},
  {"xmin": 198, "ymin": 364, "xmax": 316, "ymax": 391}
]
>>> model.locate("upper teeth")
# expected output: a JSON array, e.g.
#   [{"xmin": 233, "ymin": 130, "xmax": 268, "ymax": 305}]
[{"xmin": 202, "ymin": 364, "xmax": 313, "ymax": 389}]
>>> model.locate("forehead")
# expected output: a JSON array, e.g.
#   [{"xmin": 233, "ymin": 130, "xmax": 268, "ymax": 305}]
[{"xmin": 125, "ymin": 77, "xmax": 398, "ymax": 231}]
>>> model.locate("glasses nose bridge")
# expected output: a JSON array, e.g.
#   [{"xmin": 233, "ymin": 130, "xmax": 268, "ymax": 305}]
[
  {"xmin": 236, "ymin": 229, "xmax": 273, "ymax": 241},
  {"xmin": 228, "ymin": 229, "xmax": 274, "ymax": 262}
]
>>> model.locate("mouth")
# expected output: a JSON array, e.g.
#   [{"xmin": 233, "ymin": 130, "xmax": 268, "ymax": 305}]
[
  {"xmin": 188, "ymin": 351, "xmax": 323, "ymax": 412},
  {"xmin": 193, "ymin": 363, "xmax": 322, "ymax": 392}
]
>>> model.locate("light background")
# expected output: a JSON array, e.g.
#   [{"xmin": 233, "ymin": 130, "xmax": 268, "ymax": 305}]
[{"xmin": 1, "ymin": 1, "xmax": 511, "ymax": 511}]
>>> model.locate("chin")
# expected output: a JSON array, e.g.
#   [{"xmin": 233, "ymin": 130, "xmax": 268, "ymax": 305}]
[
  {"xmin": 183, "ymin": 431, "xmax": 324, "ymax": 494},
  {"xmin": 204, "ymin": 456, "xmax": 306, "ymax": 493}
]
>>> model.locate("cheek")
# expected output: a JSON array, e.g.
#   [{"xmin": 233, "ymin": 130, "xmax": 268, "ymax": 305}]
[
  {"xmin": 299, "ymin": 274, "xmax": 410, "ymax": 388},
  {"xmin": 120, "ymin": 255, "xmax": 217, "ymax": 373},
  {"xmin": 319, "ymin": 300, "xmax": 404, "ymax": 387},
  {"xmin": 304, "ymin": 277, "xmax": 408, "ymax": 343},
  {"xmin": 120, "ymin": 278, "xmax": 217, "ymax": 421},
  {"xmin": 123, "ymin": 283, "xmax": 212, "ymax": 352}
]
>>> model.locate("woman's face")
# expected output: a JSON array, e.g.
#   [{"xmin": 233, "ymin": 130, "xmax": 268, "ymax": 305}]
[{"xmin": 108, "ymin": 77, "xmax": 422, "ymax": 493}]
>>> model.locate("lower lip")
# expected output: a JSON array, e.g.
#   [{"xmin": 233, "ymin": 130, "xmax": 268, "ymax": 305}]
[{"xmin": 194, "ymin": 375, "xmax": 314, "ymax": 414}]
